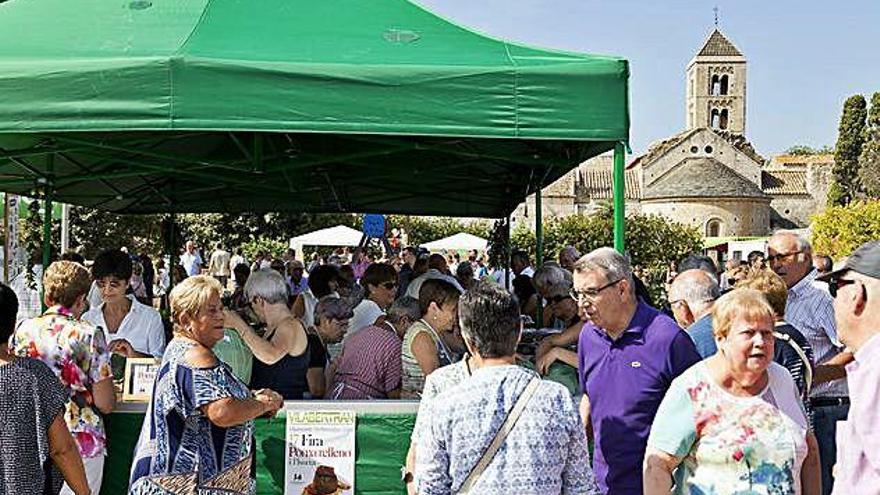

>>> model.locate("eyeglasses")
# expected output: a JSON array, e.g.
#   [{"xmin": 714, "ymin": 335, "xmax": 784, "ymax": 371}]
[
  {"xmin": 828, "ymin": 277, "xmax": 857, "ymax": 298},
  {"xmin": 381, "ymin": 281, "xmax": 398, "ymax": 290},
  {"xmin": 767, "ymin": 250, "xmax": 803, "ymax": 264},
  {"xmin": 569, "ymin": 278, "xmax": 622, "ymax": 304}
]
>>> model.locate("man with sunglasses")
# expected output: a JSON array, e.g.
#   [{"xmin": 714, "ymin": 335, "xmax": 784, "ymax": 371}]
[
  {"xmin": 768, "ymin": 230, "xmax": 851, "ymax": 494},
  {"xmin": 818, "ymin": 240, "xmax": 880, "ymax": 493},
  {"xmin": 574, "ymin": 248, "xmax": 700, "ymax": 494}
]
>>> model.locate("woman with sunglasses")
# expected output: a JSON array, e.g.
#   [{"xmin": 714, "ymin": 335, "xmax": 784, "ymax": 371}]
[
  {"xmin": 224, "ymin": 269, "xmax": 310, "ymax": 400},
  {"xmin": 531, "ymin": 264, "xmax": 583, "ymax": 375},
  {"xmin": 346, "ymin": 263, "xmax": 399, "ymax": 339}
]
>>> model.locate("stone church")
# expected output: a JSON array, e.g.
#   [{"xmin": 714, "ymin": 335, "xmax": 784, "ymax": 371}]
[{"xmin": 513, "ymin": 29, "xmax": 833, "ymax": 238}]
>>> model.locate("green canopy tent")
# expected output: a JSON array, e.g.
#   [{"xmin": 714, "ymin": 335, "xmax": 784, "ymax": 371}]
[{"xmin": 0, "ymin": 0, "xmax": 629, "ymax": 269}]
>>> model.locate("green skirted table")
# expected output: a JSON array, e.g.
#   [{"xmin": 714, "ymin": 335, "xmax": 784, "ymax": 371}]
[
  {"xmin": 100, "ymin": 364, "xmax": 580, "ymax": 494},
  {"xmin": 101, "ymin": 401, "xmax": 418, "ymax": 495}
]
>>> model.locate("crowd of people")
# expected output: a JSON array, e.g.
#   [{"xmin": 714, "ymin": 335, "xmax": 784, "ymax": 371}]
[{"xmin": 0, "ymin": 230, "xmax": 878, "ymax": 495}]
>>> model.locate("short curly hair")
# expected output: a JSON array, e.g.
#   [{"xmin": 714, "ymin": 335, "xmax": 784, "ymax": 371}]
[
  {"xmin": 43, "ymin": 261, "xmax": 91, "ymax": 308},
  {"xmin": 91, "ymin": 249, "xmax": 133, "ymax": 281},
  {"xmin": 170, "ymin": 275, "xmax": 223, "ymax": 334}
]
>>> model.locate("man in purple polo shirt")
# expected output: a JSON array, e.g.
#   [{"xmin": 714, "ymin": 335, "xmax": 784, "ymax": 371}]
[{"xmin": 574, "ymin": 248, "xmax": 701, "ymax": 494}]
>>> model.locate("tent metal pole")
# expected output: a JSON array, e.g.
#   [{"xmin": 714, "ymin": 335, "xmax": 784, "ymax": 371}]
[
  {"xmin": 613, "ymin": 142, "xmax": 626, "ymax": 253},
  {"xmin": 41, "ymin": 154, "xmax": 54, "ymax": 312},
  {"xmin": 504, "ymin": 215, "xmax": 511, "ymax": 290},
  {"xmin": 535, "ymin": 184, "xmax": 544, "ymax": 327}
]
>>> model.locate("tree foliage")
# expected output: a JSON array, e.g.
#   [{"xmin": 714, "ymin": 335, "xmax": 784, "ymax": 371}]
[
  {"xmin": 785, "ymin": 145, "xmax": 833, "ymax": 156},
  {"xmin": 830, "ymin": 94, "xmax": 867, "ymax": 206},
  {"xmin": 858, "ymin": 92, "xmax": 880, "ymax": 199},
  {"xmin": 493, "ymin": 207, "xmax": 702, "ymax": 304},
  {"xmin": 387, "ymin": 215, "xmax": 490, "ymax": 247},
  {"xmin": 812, "ymin": 200, "xmax": 880, "ymax": 258}
]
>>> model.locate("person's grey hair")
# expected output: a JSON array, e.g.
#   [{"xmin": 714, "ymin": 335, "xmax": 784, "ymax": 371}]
[
  {"xmin": 560, "ymin": 246, "xmax": 581, "ymax": 259},
  {"xmin": 772, "ymin": 229, "xmax": 812, "ymax": 253},
  {"xmin": 679, "ymin": 254, "xmax": 718, "ymax": 278},
  {"xmin": 669, "ymin": 270, "xmax": 721, "ymax": 307},
  {"xmin": 574, "ymin": 247, "xmax": 634, "ymax": 293},
  {"xmin": 458, "ymin": 280, "xmax": 521, "ymax": 358},
  {"xmin": 387, "ymin": 296, "xmax": 421, "ymax": 324},
  {"xmin": 244, "ymin": 268, "xmax": 289, "ymax": 305},
  {"xmin": 314, "ymin": 295, "xmax": 353, "ymax": 324},
  {"xmin": 532, "ymin": 264, "xmax": 573, "ymax": 298}
]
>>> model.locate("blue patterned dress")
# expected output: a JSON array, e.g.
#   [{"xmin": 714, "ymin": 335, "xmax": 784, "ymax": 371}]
[{"xmin": 128, "ymin": 339, "xmax": 256, "ymax": 495}]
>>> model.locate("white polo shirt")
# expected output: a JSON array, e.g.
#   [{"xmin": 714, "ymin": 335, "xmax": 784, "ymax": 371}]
[{"xmin": 82, "ymin": 295, "xmax": 166, "ymax": 358}]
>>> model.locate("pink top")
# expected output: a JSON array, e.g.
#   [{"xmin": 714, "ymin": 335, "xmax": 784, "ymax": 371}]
[
  {"xmin": 329, "ymin": 324, "xmax": 401, "ymax": 399},
  {"xmin": 833, "ymin": 333, "xmax": 880, "ymax": 493}
]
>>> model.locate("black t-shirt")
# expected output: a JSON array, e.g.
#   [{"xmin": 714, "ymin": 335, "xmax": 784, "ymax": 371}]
[{"xmin": 307, "ymin": 332, "xmax": 328, "ymax": 369}]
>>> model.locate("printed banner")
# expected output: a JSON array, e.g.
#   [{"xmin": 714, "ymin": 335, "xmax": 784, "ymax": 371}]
[{"xmin": 285, "ymin": 410, "xmax": 356, "ymax": 495}]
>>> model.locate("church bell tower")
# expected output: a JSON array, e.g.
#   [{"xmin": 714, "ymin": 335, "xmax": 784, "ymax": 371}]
[{"xmin": 686, "ymin": 28, "xmax": 747, "ymax": 135}]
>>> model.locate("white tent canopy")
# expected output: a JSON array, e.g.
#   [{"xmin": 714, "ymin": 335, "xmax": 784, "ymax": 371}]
[
  {"xmin": 422, "ymin": 232, "xmax": 488, "ymax": 252},
  {"xmin": 290, "ymin": 225, "xmax": 363, "ymax": 257}
]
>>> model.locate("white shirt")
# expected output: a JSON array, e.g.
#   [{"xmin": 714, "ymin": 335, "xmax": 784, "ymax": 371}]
[
  {"xmin": 229, "ymin": 254, "xmax": 246, "ymax": 274},
  {"xmin": 180, "ymin": 251, "xmax": 203, "ymax": 277},
  {"xmin": 491, "ymin": 266, "xmax": 534, "ymax": 292},
  {"xmin": 347, "ymin": 299, "xmax": 385, "ymax": 339},
  {"xmin": 405, "ymin": 269, "xmax": 465, "ymax": 299},
  {"xmin": 82, "ymin": 295, "xmax": 166, "ymax": 358}
]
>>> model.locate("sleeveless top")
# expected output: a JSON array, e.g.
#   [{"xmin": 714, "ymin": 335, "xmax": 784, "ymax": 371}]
[
  {"xmin": 249, "ymin": 324, "xmax": 310, "ymax": 400},
  {"xmin": 401, "ymin": 319, "xmax": 454, "ymax": 399}
]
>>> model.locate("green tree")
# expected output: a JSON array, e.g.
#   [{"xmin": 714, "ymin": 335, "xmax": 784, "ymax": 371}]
[
  {"xmin": 494, "ymin": 208, "xmax": 702, "ymax": 304},
  {"xmin": 785, "ymin": 144, "xmax": 834, "ymax": 156},
  {"xmin": 858, "ymin": 92, "xmax": 880, "ymax": 198},
  {"xmin": 830, "ymin": 94, "xmax": 867, "ymax": 206},
  {"xmin": 812, "ymin": 200, "xmax": 880, "ymax": 258},
  {"xmin": 68, "ymin": 207, "xmax": 163, "ymax": 258}
]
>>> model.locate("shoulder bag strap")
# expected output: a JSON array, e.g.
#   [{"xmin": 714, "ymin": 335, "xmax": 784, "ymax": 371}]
[
  {"xmin": 773, "ymin": 331, "xmax": 813, "ymax": 395},
  {"xmin": 457, "ymin": 376, "xmax": 542, "ymax": 494}
]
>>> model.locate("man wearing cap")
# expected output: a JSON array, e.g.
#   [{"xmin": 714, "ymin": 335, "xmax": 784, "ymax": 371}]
[
  {"xmin": 768, "ymin": 230, "xmax": 852, "ymax": 494},
  {"xmin": 818, "ymin": 241, "xmax": 880, "ymax": 493}
]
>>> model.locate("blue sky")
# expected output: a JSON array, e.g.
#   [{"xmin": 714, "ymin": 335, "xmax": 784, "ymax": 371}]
[{"xmin": 416, "ymin": 0, "xmax": 880, "ymax": 156}]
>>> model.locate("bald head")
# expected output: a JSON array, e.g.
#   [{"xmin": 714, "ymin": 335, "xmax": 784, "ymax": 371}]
[{"xmin": 668, "ymin": 269, "xmax": 720, "ymax": 327}]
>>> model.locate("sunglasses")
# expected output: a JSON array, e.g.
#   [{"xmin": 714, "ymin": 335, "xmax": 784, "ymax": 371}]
[{"xmin": 828, "ymin": 277, "xmax": 857, "ymax": 298}]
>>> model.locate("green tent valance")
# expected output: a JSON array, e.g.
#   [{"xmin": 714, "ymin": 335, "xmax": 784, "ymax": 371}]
[{"xmin": 0, "ymin": 0, "xmax": 629, "ymax": 217}]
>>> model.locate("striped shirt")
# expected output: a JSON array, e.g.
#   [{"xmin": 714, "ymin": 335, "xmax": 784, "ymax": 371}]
[
  {"xmin": 329, "ymin": 324, "xmax": 402, "ymax": 400},
  {"xmin": 784, "ymin": 269, "xmax": 847, "ymax": 398}
]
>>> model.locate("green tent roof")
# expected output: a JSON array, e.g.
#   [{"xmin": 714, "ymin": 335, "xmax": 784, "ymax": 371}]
[{"xmin": 0, "ymin": 0, "xmax": 629, "ymax": 217}]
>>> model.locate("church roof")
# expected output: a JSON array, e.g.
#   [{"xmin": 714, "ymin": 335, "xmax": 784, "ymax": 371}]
[
  {"xmin": 762, "ymin": 170, "xmax": 809, "ymax": 195},
  {"xmin": 577, "ymin": 168, "xmax": 641, "ymax": 200},
  {"xmin": 629, "ymin": 128, "xmax": 764, "ymax": 170},
  {"xmin": 697, "ymin": 29, "xmax": 743, "ymax": 57},
  {"xmin": 643, "ymin": 157, "xmax": 767, "ymax": 200}
]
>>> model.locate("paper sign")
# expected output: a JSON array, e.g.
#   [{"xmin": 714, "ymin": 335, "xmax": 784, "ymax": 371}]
[
  {"xmin": 122, "ymin": 357, "xmax": 160, "ymax": 402},
  {"xmin": 285, "ymin": 410, "xmax": 356, "ymax": 495}
]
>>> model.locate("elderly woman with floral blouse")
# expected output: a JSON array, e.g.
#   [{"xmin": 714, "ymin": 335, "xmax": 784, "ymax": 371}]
[
  {"xmin": 128, "ymin": 275, "xmax": 283, "ymax": 495},
  {"xmin": 644, "ymin": 288, "xmax": 821, "ymax": 495}
]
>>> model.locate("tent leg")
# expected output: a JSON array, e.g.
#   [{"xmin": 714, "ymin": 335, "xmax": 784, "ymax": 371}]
[
  {"xmin": 535, "ymin": 185, "xmax": 543, "ymax": 327},
  {"xmin": 613, "ymin": 142, "xmax": 626, "ymax": 254},
  {"xmin": 41, "ymin": 155, "xmax": 54, "ymax": 312},
  {"xmin": 504, "ymin": 215, "xmax": 511, "ymax": 290},
  {"xmin": 169, "ymin": 210, "xmax": 177, "ymax": 293}
]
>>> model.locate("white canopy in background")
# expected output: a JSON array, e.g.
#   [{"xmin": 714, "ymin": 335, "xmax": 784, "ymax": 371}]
[
  {"xmin": 422, "ymin": 232, "xmax": 488, "ymax": 252},
  {"xmin": 289, "ymin": 225, "xmax": 363, "ymax": 257}
]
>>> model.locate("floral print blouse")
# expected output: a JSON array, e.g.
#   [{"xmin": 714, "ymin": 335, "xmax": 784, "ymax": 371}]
[
  {"xmin": 648, "ymin": 361, "xmax": 809, "ymax": 495},
  {"xmin": 11, "ymin": 305, "xmax": 113, "ymax": 458}
]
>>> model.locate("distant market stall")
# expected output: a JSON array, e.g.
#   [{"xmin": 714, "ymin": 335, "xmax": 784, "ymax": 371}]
[
  {"xmin": 422, "ymin": 232, "xmax": 488, "ymax": 252},
  {"xmin": 289, "ymin": 225, "xmax": 363, "ymax": 258},
  {"xmin": 0, "ymin": 0, "xmax": 630, "ymax": 493}
]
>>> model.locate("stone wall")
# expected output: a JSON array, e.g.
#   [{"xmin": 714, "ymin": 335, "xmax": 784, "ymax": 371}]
[
  {"xmin": 641, "ymin": 129, "xmax": 762, "ymax": 190},
  {"xmin": 641, "ymin": 197, "xmax": 770, "ymax": 237},
  {"xmin": 769, "ymin": 196, "xmax": 818, "ymax": 229}
]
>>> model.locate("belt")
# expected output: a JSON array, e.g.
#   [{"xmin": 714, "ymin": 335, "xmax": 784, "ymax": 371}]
[{"xmin": 810, "ymin": 396, "xmax": 850, "ymax": 407}]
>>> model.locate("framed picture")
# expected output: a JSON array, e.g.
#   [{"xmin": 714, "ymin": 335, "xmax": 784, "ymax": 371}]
[{"xmin": 122, "ymin": 357, "xmax": 160, "ymax": 402}]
